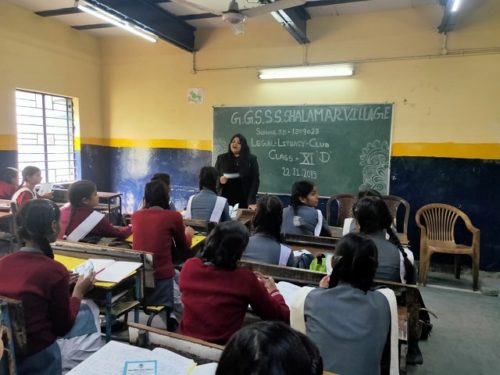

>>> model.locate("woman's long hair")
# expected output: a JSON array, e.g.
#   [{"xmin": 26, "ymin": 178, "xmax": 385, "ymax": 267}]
[
  {"xmin": 252, "ymin": 195, "xmax": 283, "ymax": 243},
  {"xmin": 329, "ymin": 233, "xmax": 378, "ymax": 292},
  {"xmin": 227, "ymin": 133, "xmax": 250, "ymax": 159},
  {"xmin": 199, "ymin": 166, "xmax": 218, "ymax": 193},
  {"xmin": 290, "ymin": 180, "xmax": 314, "ymax": 215},
  {"xmin": 200, "ymin": 221, "xmax": 249, "ymax": 270},
  {"xmin": 16, "ymin": 199, "xmax": 60, "ymax": 259},
  {"xmin": 354, "ymin": 196, "xmax": 416, "ymax": 284}
]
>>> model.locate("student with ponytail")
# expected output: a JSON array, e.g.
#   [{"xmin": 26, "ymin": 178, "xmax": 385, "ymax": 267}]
[
  {"xmin": 11, "ymin": 166, "xmax": 53, "ymax": 209},
  {"xmin": 354, "ymin": 196, "xmax": 416, "ymax": 284},
  {"xmin": 301, "ymin": 233, "xmax": 394, "ymax": 375},
  {"xmin": 0, "ymin": 199, "xmax": 99, "ymax": 374}
]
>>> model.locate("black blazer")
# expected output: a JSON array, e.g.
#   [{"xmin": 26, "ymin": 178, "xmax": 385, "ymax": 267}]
[{"xmin": 215, "ymin": 153, "xmax": 260, "ymax": 205}]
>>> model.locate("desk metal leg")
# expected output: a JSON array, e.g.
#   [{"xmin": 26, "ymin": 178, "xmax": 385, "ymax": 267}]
[
  {"xmin": 105, "ymin": 291, "xmax": 112, "ymax": 342},
  {"xmin": 133, "ymin": 273, "xmax": 140, "ymax": 323}
]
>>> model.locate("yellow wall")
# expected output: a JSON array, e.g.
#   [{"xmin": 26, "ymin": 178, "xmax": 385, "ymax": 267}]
[
  {"xmin": 100, "ymin": 1, "xmax": 500, "ymax": 154},
  {"xmin": 0, "ymin": 1, "xmax": 103, "ymax": 150}
]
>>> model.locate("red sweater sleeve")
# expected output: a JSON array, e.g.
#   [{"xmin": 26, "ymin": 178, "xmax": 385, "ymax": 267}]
[
  {"xmin": 94, "ymin": 216, "xmax": 132, "ymax": 240},
  {"xmin": 17, "ymin": 190, "xmax": 33, "ymax": 207},
  {"xmin": 247, "ymin": 273, "xmax": 290, "ymax": 324},
  {"xmin": 48, "ymin": 272, "xmax": 81, "ymax": 337},
  {"xmin": 171, "ymin": 212, "xmax": 192, "ymax": 249}
]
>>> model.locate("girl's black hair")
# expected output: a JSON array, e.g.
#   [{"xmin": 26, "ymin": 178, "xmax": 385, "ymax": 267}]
[
  {"xmin": 0, "ymin": 167, "xmax": 18, "ymax": 184},
  {"xmin": 357, "ymin": 188, "xmax": 382, "ymax": 199},
  {"xmin": 216, "ymin": 321, "xmax": 323, "ymax": 375},
  {"xmin": 16, "ymin": 199, "xmax": 60, "ymax": 259},
  {"xmin": 354, "ymin": 196, "xmax": 416, "ymax": 284},
  {"xmin": 151, "ymin": 173, "xmax": 171, "ymax": 187},
  {"xmin": 200, "ymin": 221, "xmax": 249, "ymax": 270},
  {"xmin": 199, "ymin": 166, "xmax": 218, "ymax": 193},
  {"xmin": 143, "ymin": 180, "xmax": 170, "ymax": 209},
  {"xmin": 252, "ymin": 195, "xmax": 283, "ymax": 243},
  {"xmin": 328, "ymin": 233, "xmax": 378, "ymax": 292},
  {"xmin": 68, "ymin": 180, "xmax": 97, "ymax": 207},
  {"xmin": 290, "ymin": 180, "xmax": 314, "ymax": 215},
  {"xmin": 227, "ymin": 134, "xmax": 250, "ymax": 158},
  {"xmin": 21, "ymin": 166, "xmax": 40, "ymax": 183}
]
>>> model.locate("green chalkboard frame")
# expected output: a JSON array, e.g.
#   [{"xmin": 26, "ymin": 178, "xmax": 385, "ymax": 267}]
[{"xmin": 213, "ymin": 104, "xmax": 393, "ymax": 196}]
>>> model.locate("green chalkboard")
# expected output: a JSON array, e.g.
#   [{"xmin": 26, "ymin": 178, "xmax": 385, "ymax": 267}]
[{"xmin": 213, "ymin": 104, "xmax": 393, "ymax": 196}]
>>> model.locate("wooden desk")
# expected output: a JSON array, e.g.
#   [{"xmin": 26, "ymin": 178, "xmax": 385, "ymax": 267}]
[
  {"xmin": 0, "ymin": 211, "xmax": 14, "ymax": 235},
  {"xmin": 0, "ymin": 295, "xmax": 28, "ymax": 375},
  {"xmin": 55, "ymin": 254, "xmax": 142, "ymax": 342},
  {"xmin": 0, "ymin": 200, "xmax": 10, "ymax": 212},
  {"xmin": 329, "ymin": 225, "xmax": 409, "ymax": 246},
  {"xmin": 284, "ymin": 233, "xmax": 338, "ymax": 256}
]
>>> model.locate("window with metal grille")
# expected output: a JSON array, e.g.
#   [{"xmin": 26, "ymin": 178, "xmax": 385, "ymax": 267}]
[{"xmin": 16, "ymin": 90, "xmax": 76, "ymax": 183}]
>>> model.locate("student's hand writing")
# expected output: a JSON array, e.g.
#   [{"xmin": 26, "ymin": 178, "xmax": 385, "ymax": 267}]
[
  {"xmin": 72, "ymin": 272, "xmax": 95, "ymax": 299},
  {"xmin": 319, "ymin": 275, "xmax": 330, "ymax": 288},
  {"xmin": 68, "ymin": 271, "xmax": 79, "ymax": 285},
  {"xmin": 220, "ymin": 176, "xmax": 228, "ymax": 185}
]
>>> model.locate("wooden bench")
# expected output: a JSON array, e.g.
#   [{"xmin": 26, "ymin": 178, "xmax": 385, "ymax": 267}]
[
  {"xmin": 283, "ymin": 233, "xmax": 338, "ymax": 256},
  {"xmin": 0, "ymin": 296, "xmax": 28, "ymax": 375}
]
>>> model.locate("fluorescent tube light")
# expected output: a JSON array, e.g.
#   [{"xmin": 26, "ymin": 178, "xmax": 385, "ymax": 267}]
[
  {"xmin": 258, "ymin": 64, "xmax": 354, "ymax": 80},
  {"xmin": 76, "ymin": 0, "xmax": 157, "ymax": 43},
  {"xmin": 451, "ymin": 0, "xmax": 462, "ymax": 12}
]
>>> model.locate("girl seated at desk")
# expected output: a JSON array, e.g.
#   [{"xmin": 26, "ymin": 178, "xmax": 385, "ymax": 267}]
[
  {"xmin": 179, "ymin": 221, "xmax": 289, "ymax": 345},
  {"xmin": 0, "ymin": 167, "xmax": 18, "ymax": 199},
  {"xmin": 0, "ymin": 199, "xmax": 100, "ymax": 375},
  {"xmin": 58, "ymin": 180, "xmax": 131, "ymax": 242},
  {"xmin": 132, "ymin": 180, "xmax": 193, "ymax": 318},
  {"xmin": 242, "ymin": 195, "xmax": 294, "ymax": 266},
  {"xmin": 11, "ymin": 166, "xmax": 53, "ymax": 209},
  {"xmin": 298, "ymin": 233, "xmax": 395, "ymax": 375},
  {"xmin": 281, "ymin": 180, "xmax": 331, "ymax": 237},
  {"xmin": 354, "ymin": 196, "xmax": 415, "ymax": 284},
  {"xmin": 184, "ymin": 166, "xmax": 230, "ymax": 223}
]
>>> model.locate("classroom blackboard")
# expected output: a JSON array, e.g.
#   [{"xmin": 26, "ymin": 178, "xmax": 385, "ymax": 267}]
[{"xmin": 213, "ymin": 104, "xmax": 393, "ymax": 196}]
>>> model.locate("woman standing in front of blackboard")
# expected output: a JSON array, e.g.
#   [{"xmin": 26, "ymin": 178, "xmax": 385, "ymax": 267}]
[{"xmin": 215, "ymin": 134, "xmax": 260, "ymax": 209}]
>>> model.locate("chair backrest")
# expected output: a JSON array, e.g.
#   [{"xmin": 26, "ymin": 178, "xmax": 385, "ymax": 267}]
[
  {"xmin": 383, "ymin": 195, "xmax": 410, "ymax": 235},
  {"xmin": 0, "ymin": 295, "xmax": 28, "ymax": 359},
  {"xmin": 325, "ymin": 194, "xmax": 357, "ymax": 226},
  {"xmin": 415, "ymin": 203, "xmax": 472, "ymax": 244}
]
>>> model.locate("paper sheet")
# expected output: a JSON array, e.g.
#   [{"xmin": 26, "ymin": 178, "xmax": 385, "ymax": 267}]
[
  {"xmin": 66, "ymin": 211, "xmax": 105, "ymax": 241},
  {"xmin": 95, "ymin": 261, "xmax": 142, "ymax": 283},
  {"xmin": 38, "ymin": 182, "xmax": 53, "ymax": 196},
  {"xmin": 68, "ymin": 341, "xmax": 197, "ymax": 375},
  {"xmin": 276, "ymin": 281, "xmax": 302, "ymax": 308},
  {"xmin": 190, "ymin": 363, "xmax": 218, "ymax": 375}
]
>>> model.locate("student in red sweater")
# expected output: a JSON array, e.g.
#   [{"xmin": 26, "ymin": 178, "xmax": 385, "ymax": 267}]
[
  {"xmin": 58, "ymin": 180, "xmax": 131, "ymax": 241},
  {"xmin": 132, "ymin": 180, "xmax": 193, "ymax": 317},
  {"xmin": 0, "ymin": 167, "xmax": 18, "ymax": 199},
  {"xmin": 11, "ymin": 166, "xmax": 53, "ymax": 209},
  {"xmin": 0, "ymin": 199, "xmax": 96, "ymax": 374},
  {"xmin": 179, "ymin": 221, "xmax": 290, "ymax": 344}
]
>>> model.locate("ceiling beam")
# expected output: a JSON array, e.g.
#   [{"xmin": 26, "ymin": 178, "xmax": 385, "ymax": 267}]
[
  {"xmin": 272, "ymin": 6, "xmax": 310, "ymax": 44},
  {"xmin": 85, "ymin": 0, "xmax": 196, "ymax": 51},
  {"xmin": 73, "ymin": 23, "xmax": 113, "ymax": 30},
  {"xmin": 305, "ymin": 0, "xmax": 368, "ymax": 8}
]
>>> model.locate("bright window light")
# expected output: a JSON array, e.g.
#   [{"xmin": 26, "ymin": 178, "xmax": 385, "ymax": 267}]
[
  {"xmin": 76, "ymin": 0, "xmax": 157, "ymax": 43},
  {"xmin": 258, "ymin": 64, "xmax": 354, "ymax": 80}
]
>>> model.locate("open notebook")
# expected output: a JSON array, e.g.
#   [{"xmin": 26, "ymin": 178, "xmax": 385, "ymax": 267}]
[
  {"xmin": 72, "ymin": 258, "xmax": 142, "ymax": 283},
  {"xmin": 67, "ymin": 341, "xmax": 217, "ymax": 375}
]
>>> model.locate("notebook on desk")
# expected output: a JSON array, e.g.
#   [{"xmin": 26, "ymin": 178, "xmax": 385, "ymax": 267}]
[{"xmin": 67, "ymin": 341, "xmax": 217, "ymax": 375}]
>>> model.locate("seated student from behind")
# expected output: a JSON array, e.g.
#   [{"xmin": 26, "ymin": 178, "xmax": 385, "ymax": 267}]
[
  {"xmin": 132, "ymin": 180, "xmax": 193, "ymax": 313},
  {"xmin": 216, "ymin": 321, "xmax": 323, "ymax": 375},
  {"xmin": 184, "ymin": 166, "xmax": 230, "ymax": 223},
  {"xmin": 0, "ymin": 167, "xmax": 18, "ymax": 199},
  {"xmin": 58, "ymin": 180, "xmax": 132, "ymax": 241},
  {"xmin": 179, "ymin": 221, "xmax": 289, "ymax": 344},
  {"xmin": 354, "ymin": 196, "xmax": 415, "ymax": 283},
  {"xmin": 0, "ymin": 199, "xmax": 99, "ymax": 375},
  {"xmin": 151, "ymin": 172, "xmax": 177, "ymax": 211},
  {"xmin": 281, "ymin": 180, "xmax": 331, "ymax": 237},
  {"xmin": 11, "ymin": 166, "xmax": 53, "ymax": 208},
  {"xmin": 242, "ymin": 195, "xmax": 294, "ymax": 266},
  {"xmin": 303, "ymin": 233, "xmax": 391, "ymax": 375}
]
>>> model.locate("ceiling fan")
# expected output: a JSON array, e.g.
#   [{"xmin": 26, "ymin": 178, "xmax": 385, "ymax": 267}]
[{"xmin": 171, "ymin": 0, "xmax": 306, "ymax": 34}]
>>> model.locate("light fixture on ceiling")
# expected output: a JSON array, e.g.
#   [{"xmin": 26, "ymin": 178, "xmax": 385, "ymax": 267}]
[
  {"xmin": 76, "ymin": 0, "xmax": 158, "ymax": 43},
  {"xmin": 450, "ymin": 0, "xmax": 462, "ymax": 12},
  {"xmin": 258, "ymin": 64, "xmax": 354, "ymax": 80}
]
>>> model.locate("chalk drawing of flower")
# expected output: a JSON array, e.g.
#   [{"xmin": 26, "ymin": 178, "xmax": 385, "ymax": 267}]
[{"xmin": 359, "ymin": 140, "xmax": 389, "ymax": 193}]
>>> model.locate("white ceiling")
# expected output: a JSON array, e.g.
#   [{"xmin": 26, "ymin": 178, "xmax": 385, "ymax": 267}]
[{"xmin": 7, "ymin": 0, "xmax": 438, "ymax": 39}]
